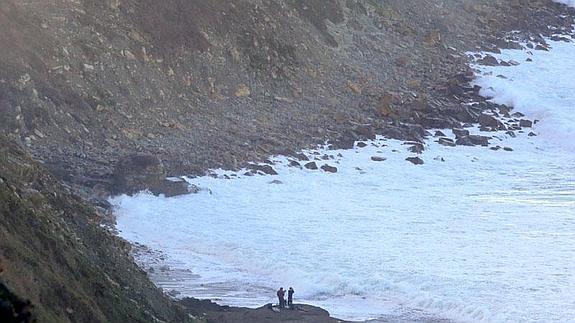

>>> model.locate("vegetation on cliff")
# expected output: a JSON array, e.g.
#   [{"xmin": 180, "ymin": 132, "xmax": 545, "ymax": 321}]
[{"xmin": 0, "ymin": 137, "xmax": 197, "ymax": 322}]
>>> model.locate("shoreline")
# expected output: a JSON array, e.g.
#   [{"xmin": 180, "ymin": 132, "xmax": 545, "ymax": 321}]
[
  {"xmin": 95, "ymin": 1, "xmax": 575, "ymax": 200},
  {"xmin": 2, "ymin": 1, "xmax": 573, "ymax": 201},
  {"xmin": 119, "ymin": 115, "xmax": 566, "ymax": 323},
  {"xmin": 129, "ymin": 244, "xmax": 451, "ymax": 322},
  {"xmin": 114, "ymin": 12, "xmax": 575, "ymax": 323}
]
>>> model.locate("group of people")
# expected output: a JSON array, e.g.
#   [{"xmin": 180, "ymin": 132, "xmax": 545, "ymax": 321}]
[{"xmin": 276, "ymin": 287, "xmax": 294, "ymax": 309}]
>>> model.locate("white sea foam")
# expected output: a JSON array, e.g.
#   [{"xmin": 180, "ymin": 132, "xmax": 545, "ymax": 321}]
[
  {"xmin": 473, "ymin": 37, "xmax": 575, "ymax": 152},
  {"xmin": 112, "ymin": 38, "xmax": 575, "ymax": 322},
  {"xmin": 555, "ymin": 0, "xmax": 575, "ymax": 8}
]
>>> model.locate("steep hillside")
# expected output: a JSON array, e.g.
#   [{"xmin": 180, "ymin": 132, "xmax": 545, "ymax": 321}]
[
  {"xmin": 0, "ymin": 137, "xmax": 195, "ymax": 322},
  {"xmin": 0, "ymin": 0, "xmax": 572, "ymax": 195}
]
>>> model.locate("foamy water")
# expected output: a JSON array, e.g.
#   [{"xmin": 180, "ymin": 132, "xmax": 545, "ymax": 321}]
[
  {"xmin": 473, "ymin": 39, "xmax": 575, "ymax": 152},
  {"xmin": 556, "ymin": 0, "xmax": 575, "ymax": 8},
  {"xmin": 112, "ymin": 38, "xmax": 575, "ymax": 322}
]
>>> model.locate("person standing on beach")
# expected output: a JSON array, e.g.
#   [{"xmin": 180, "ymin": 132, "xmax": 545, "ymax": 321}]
[
  {"xmin": 277, "ymin": 287, "xmax": 286, "ymax": 308},
  {"xmin": 287, "ymin": 287, "xmax": 294, "ymax": 309}
]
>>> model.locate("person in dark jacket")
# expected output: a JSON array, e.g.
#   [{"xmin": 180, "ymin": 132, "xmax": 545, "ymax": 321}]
[
  {"xmin": 277, "ymin": 287, "xmax": 286, "ymax": 308},
  {"xmin": 287, "ymin": 287, "xmax": 295, "ymax": 309}
]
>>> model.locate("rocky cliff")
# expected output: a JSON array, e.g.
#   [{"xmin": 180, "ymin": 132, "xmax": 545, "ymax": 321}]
[{"xmin": 1, "ymin": 0, "xmax": 572, "ymax": 195}]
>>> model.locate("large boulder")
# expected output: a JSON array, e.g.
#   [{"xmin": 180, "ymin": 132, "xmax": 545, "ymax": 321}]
[
  {"xmin": 150, "ymin": 178, "xmax": 191, "ymax": 197},
  {"xmin": 452, "ymin": 128, "xmax": 470, "ymax": 139},
  {"xmin": 330, "ymin": 130, "xmax": 357, "ymax": 150},
  {"xmin": 469, "ymin": 135, "xmax": 491, "ymax": 146},
  {"xmin": 478, "ymin": 114, "xmax": 505, "ymax": 130},
  {"xmin": 455, "ymin": 136, "xmax": 474, "ymax": 146},
  {"xmin": 478, "ymin": 55, "xmax": 500, "ymax": 66},
  {"xmin": 304, "ymin": 162, "xmax": 319, "ymax": 170},
  {"xmin": 113, "ymin": 154, "xmax": 166, "ymax": 194},
  {"xmin": 321, "ymin": 164, "xmax": 338, "ymax": 173},
  {"xmin": 353, "ymin": 124, "xmax": 376, "ymax": 140},
  {"xmin": 113, "ymin": 154, "xmax": 190, "ymax": 196},
  {"xmin": 406, "ymin": 156, "xmax": 424, "ymax": 165}
]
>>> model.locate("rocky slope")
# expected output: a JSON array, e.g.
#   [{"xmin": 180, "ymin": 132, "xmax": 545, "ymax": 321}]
[
  {"xmin": 1, "ymin": 0, "xmax": 573, "ymax": 196},
  {"xmin": 1, "ymin": 1, "xmax": 575, "ymax": 322}
]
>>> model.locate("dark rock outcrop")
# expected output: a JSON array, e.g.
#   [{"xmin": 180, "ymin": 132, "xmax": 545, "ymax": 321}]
[
  {"xmin": 469, "ymin": 135, "xmax": 491, "ymax": 146},
  {"xmin": 320, "ymin": 165, "xmax": 338, "ymax": 173},
  {"xmin": 330, "ymin": 131, "xmax": 357, "ymax": 150},
  {"xmin": 179, "ymin": 299, "xmax": 341, "ymax": 323},
  {"xmin": 353, "ymin": 124, "xmax": 376, "ymax": 140},
  {"xmin": 406, "ymin": 157, "xmax": 424, "ymax": 165},
  {"xmin": 113, "ymin": 154, "xmax": 166, "ymax": 194},
  {"xmin": 456, "ymin": 136, "xmax": 474, "ymax": 146},
  {"xmin": 149, "ymin": 178, "xmax": 190, "ymax": 197},
  {"xmin": 112, "ymin": 154, "xmax": 190, "ymax": 196},
  {"xmin": 408, "ymin": 143, "xmax": 424, "ymax": 154},
  {"xmin": 304, "ymin": 162, "xmax": 318, "ymax": 170},
  {"xmin": 438, "ymin": 137, "xmax": 456, "ymax": 147},
  {"xmin": 288, "ymin": 160, "xmax": 302, "ymax": 167},
  {"xmin": 520, "ymin": 119, "xmax": 533, "ymax": 128},
  {"xmin": 246, "ymin": 164, "xmax": 279, "ymax": 175},
  {"xmin": 452, "ymin": 128, "xmax": 470, "ymax": 139},
  {"xmin": 478, "ymin": 54, "xmax": 500, "ymax": 66},
  {"xmin": 479, "ymin": 114, "xmax": 506, "ymax": 130}
]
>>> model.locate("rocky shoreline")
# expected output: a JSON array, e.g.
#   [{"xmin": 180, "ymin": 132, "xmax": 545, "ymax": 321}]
[
  {"xmin": 104, "ymin": 2, "xmax": 572, "ymax": 200},
  {"xmin": 1, "ymin": 1, "xmax": 575, "ymax": 322},
  {"xmin": 1, "ymin": 1, "xmax": 573, "ymax": 198},
  {"xmin": 110, "ymin": 3, "xmax": 575, "ymax": 320}
]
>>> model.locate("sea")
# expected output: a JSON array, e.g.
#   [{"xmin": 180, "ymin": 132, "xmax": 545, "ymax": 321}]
[{"xmin": 111, "ymin": 18, "xmax": 575, "ymax": 323}]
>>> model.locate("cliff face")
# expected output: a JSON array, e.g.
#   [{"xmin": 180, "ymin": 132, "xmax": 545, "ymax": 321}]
[
  {"xmin": 0, "ymin": 137, "xmax": 195, "ymax": 322},
  {"xmin": 0, "ymin": 0, "xmax": 572, "ymax": 195}
]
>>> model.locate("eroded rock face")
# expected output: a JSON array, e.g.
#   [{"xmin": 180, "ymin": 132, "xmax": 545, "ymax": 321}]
[{"xmin": 113, "ymin": 154, "xmax": 165, "ymax": 194}]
